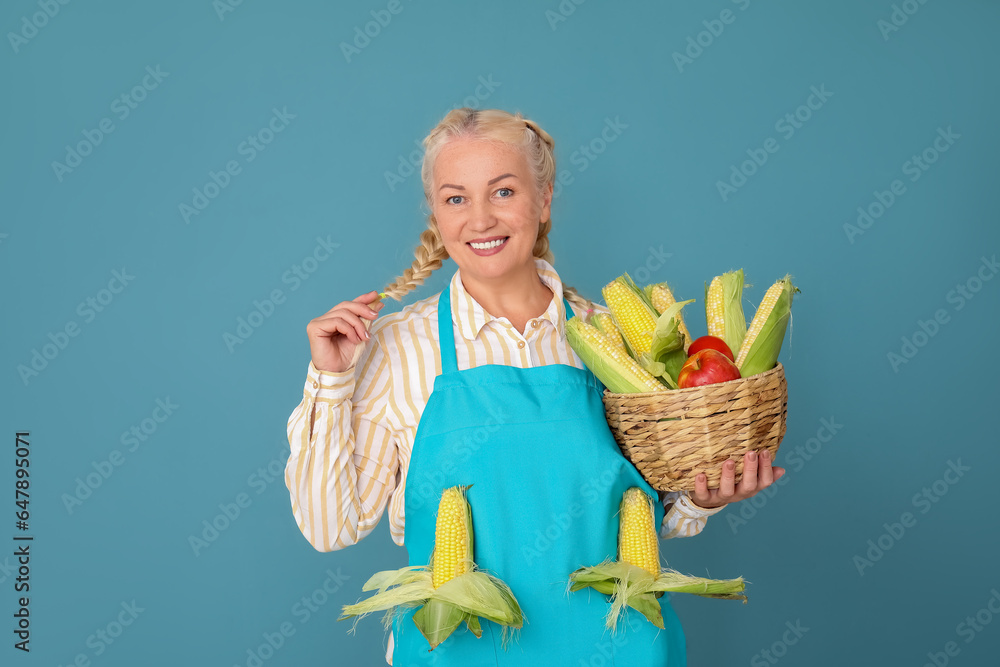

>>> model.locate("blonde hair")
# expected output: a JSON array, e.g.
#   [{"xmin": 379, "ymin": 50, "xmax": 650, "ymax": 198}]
[{"xmin": 380, "ymin": 107, "xmax": 595, "ymax": 314}]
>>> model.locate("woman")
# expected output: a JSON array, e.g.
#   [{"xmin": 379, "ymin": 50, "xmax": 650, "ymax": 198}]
[{"xmin": 285, "ymin": 108, "xmax": 784, "ymax": 665}]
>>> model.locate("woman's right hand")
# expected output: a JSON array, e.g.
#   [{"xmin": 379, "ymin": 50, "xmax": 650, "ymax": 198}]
[{"xmin": 306, "ymin": 290, "xmax": 385, "ymax": 374}]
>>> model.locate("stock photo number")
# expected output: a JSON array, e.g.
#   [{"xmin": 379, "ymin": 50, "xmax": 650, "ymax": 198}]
[{"xmin": 13, "ymin": 432, "xmax": 32, "ymax": 653}]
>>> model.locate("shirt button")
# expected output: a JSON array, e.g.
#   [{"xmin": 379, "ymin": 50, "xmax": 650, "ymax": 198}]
[
  {"xmin": 517, "ymin": 340, "xmax": 525, "ymax": 349},
  {"xmin": 311, "ymin": 380, "xmax": 318, "ymax": 388},
  {"xmin": 531, "ymin": 320, "xmax": 540, "ymax": 328}
]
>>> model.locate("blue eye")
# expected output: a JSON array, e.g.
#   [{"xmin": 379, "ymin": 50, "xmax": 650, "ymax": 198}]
[
  {"xmin": 496, "ymin": 187, "xmax": 513, "ymax": 197},
  {"xmin": 446, "ymin": 196, "xmax": 463, "ymax": 205}
]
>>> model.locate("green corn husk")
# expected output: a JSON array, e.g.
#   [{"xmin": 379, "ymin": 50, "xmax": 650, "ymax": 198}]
[
  {"xmin": 339, "ymin": 487, "xmax": 524, "ymax": 651},
  {"xmin": 340, "ymin": 567, "xmax": 434, "ymax": 630},
  {"xmin": 412, "ymin": 571, "xmax": 523, "ymax": 648},
  {"xmin": 644, "ymin": 282, "xmax": 694, "ymax": 352},
  {"xmin": 737, "ymin": 275, "xmax": 799, "ymax": 377},
  {"xmin": 566, "ymin": 317, "xmax": 667, "ymax": 394},
  {"xmin": 568, "ymin": 561, "xmax": 747, "ymax": 632},
  {"xmin": 569, "ymin": 487, "xmax": 746, "ymax": 632},
  {"xmin": 705, "ymin": 269, "xmax": 748, "ymax": 356},
  {"xmin": 648, "ymin": 299, "xmax": 696, "ymax": 387}
]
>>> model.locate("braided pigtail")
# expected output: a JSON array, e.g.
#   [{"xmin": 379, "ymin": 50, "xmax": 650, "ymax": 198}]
[{"xmin": 380, "ymin": 218, "xmax": 450, "ymax": 301}]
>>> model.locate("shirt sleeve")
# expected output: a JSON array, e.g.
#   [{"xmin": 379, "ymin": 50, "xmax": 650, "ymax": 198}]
[
  {"xmin": 284, "ymin": 333, "xmax": 398, "ymax": 552},
  {"xmin": 658, "ymin": 491, "xmax": 726, "ymax": 539}
]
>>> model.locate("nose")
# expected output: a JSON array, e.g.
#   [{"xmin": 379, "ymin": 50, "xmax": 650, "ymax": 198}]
[{"xmin": 468, "ymin": 197, "xmax": 498, "ymax": 231}]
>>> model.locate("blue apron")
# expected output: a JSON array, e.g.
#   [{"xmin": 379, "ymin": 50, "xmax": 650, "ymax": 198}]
[{"xmin": 391, "ymin": 290, "xmax": 686, "ymax": 666}]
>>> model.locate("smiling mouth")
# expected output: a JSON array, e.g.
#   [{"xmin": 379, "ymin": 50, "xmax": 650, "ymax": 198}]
[{"xmin": 468, "ymin": 237, "xmax": 509, "ymax": 250}]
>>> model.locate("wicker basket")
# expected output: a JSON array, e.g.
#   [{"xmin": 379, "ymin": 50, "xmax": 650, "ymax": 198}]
[{"xmin": 602, "ymin": 363, "xmax": 788, "ymax": 492}]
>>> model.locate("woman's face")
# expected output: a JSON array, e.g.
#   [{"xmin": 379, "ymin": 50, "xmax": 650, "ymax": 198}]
[{"xmin": 430, "ymin": 137, "xmax": 552, "ymax": 285}]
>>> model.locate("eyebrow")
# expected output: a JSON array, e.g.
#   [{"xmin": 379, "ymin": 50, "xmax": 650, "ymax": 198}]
[{"xmin": 438, "ymin": 173, "xmax": 518, "ymax": 191}]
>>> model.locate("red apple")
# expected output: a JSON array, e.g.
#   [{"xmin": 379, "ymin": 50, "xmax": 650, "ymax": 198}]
[
  {"xmin": 677, "ymin": 349, "xmax": 741, "ymax": 388},
  {"xmin": 687, "ymin": 335, "xmax": 735, "ymax": 362}
]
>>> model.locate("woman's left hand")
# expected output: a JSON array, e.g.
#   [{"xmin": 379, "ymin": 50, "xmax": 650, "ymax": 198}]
[{"xmin": 688, "ymin": 449, "xmax": 786, "ymax": 510}]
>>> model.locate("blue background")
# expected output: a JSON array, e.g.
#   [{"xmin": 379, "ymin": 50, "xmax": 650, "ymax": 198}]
[{"xmin": 2, "ymin": 0, "xmax": 999, "ymax": 665}]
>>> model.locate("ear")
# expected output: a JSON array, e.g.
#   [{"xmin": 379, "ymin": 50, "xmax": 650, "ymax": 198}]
[{"xmin": 539, "ymin": 181, "xmax": 553, "ymax": 223}]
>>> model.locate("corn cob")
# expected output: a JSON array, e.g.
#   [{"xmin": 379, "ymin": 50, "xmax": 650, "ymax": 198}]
[
  {"xmin": 568, "ymin": 487, "xmax": 747, "ymax": 632},
  {"xmin": 705, "ymin": 269, "xmax": 747, "ymax": 356},
  {"xmin": 602, "ymin": 274, "xmax": 660, "ymax": 358},
  {"xmin": 618, "ymin": 488, "xmax": 660, "ymax": 577},
  {"xmin": 588, "ymin": 311, "xmax": 626, "ymax": 354},
  {"xmin": 340, "ymin": 485, "xmax": 523, "ymax": 651},
  {"xmin": 647, "ymin": 283, "xmax": 692, "ymax": 352},
  {"xmin": 431, "ymin": 487, "xmax": 474, "ymax": 588},
  {"xmin": 736, "ymin": 275, "xmax": 798, "ymax": 377},
  {"xmin": 566, "ymin": 317, "xmax": 667, "ymax": 394}
]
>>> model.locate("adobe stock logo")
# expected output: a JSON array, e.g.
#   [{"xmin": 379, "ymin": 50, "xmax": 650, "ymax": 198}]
[
  {"xmin": 222, "ymin": 236, "xmax": 340, "ymax": 353},
  {"xmin": 671, "ymin": 1, "xmax": 756, "ymax": 73},
  {"xmin": 339, "ymin": 0, "xmax": 414, "ymax": 63},
  {"xmin": 51, "ymin": 66, "xmax": 170, "ymax": 182},
  {"xmin": 852, "ymin": 459, "xmax": 970, "ymax": 576},
  {"xmin": 7, "ymin": 0, "xmax": 74, "ymax": 54},
  {"xmin": 750, "ymin": 620, "xmax": 809, "ymax": 667},
  {"xmin": 17, "ymin": 268, "xmax": 136, "ymax": 386},
  {"xmin": 843, "ymin": 126, "xmax": 959, "ymax": 244},
  {"xmin": 716, "ymin": 85, "xmax": 834, "ymax": 202},
  {"xmin": 544, "ymin": 0, "xmax": 588, "ymax": 31},
  {"xmin": 551, "ymin": 116, "xmax": 629, "ymax": 201},
  {"xmin": 55, "ymin": 600, "xmax": 145, "ymax": 665},
  {"xmin": 213, "ymin": 0, "xmax": 245, "ymax": 21},
  {"xmin": 179, "ymin": 107, "xmax": 296, "ymax": 225},
  {"xmin": 886, "ymin": 254, "xmax": 996, "ymax": 373},
  {"xmin": 922, "ymin": 587, "xmax": 1000, "ymax": 667},
  {"xmin": 877, "ymin": 0, "xmax": 934, "ymax": 41},
  {"xmin": 61, "ymin": 398, "xmax": 179, "ymax": 515},
  {"xmin": 231, "ymin": 567, "xmax": 350, "ymax": 667}
]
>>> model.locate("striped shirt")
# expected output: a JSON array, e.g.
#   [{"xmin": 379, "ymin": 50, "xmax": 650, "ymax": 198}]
[{"xmin": 284, "ymin": 258, "xmax": 723, "ymax": 555}]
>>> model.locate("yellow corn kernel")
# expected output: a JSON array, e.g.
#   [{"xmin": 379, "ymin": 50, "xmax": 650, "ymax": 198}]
[
  {"xmin": 736, "ymin": 275, "xmax": 797, "ymax": 377},
  {"xmin": 705, "ymin": 270, "xmax": 747, "ymax": 356},
  {"xmin": 618, "ymin": 488, "xmax": 660, "ymax": 577},
  {"xmin": 603, "ymin": 278, "xmax": 658, "ymax": 358},
  {"xmin": 590, "ymin": 312, "xmax": 626, "ymax": 353},
  {"xmin": 650, "ymin": 283, "xmax": 692, "ymax": 351},
  {"xmin": 705, "ymin": 277, "xmax": 725, "ymax": 340},
  {"xmin": 736, "ymin": 283, "xmax": 783, "ymax": 367},
  {"xmin": 567, "ymin": 318, "xmax": 667, "ymax": 394},
  {"xmin": 431, "ymin": 486, "xmax": 473, "ymax": 588}
]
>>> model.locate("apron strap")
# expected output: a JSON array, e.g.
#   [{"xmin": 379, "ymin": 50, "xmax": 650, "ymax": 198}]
[
  {"xmin": 438, "ymin": 290, "xmax": 458, "ymax": 375},
  {"xmin": 436, "ymin": 289, "xmax": 576, "ymax": 375}
]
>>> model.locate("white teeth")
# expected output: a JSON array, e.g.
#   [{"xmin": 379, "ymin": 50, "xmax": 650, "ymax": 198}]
[{"xmin": 469, "ymin": 238, "xmax": 507, "ymax": 250}]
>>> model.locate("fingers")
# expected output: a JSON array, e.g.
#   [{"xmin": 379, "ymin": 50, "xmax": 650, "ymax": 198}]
[
  {"xmin": 330, "ymin": 314, "xmax": 368, "ymax": 344},
  {"xmin": 692, "ymin": 473, "xmax": 710, "ymax": 506},
  {"xmin": 734, "ymin": 451, "xmax": 783, "ymax": 502},
  {"xmin": 689, "ymin": 452, "xmax": 786, "ymax": 509},
  {"xmin": 356, "ymin": 290, "xmax": 384, "ymax": 306},
  {"xmin": 719, "ymin": 459, "xmax": 736, "ymax": 498},
  {"xmin": 315, "ymin": 298, "xmax": 385, "ymax": 339},
  {"xmin": 322, "ymin": 296, "xmax": 384, "ymax": 320},
  {"xmin": 740, "ymin": 450, "xmax": 759, "ymax": 492},
  {"xmin": 318, "ymin": 290, "xmax": 383, "ymax": 318},
  {"xmin": 310, "ymin": 309, "xmax": 373, "ymax": 344},
  {"xmin": 758, "ymin": 449, "xmax": 774, "ymax": 486}
]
